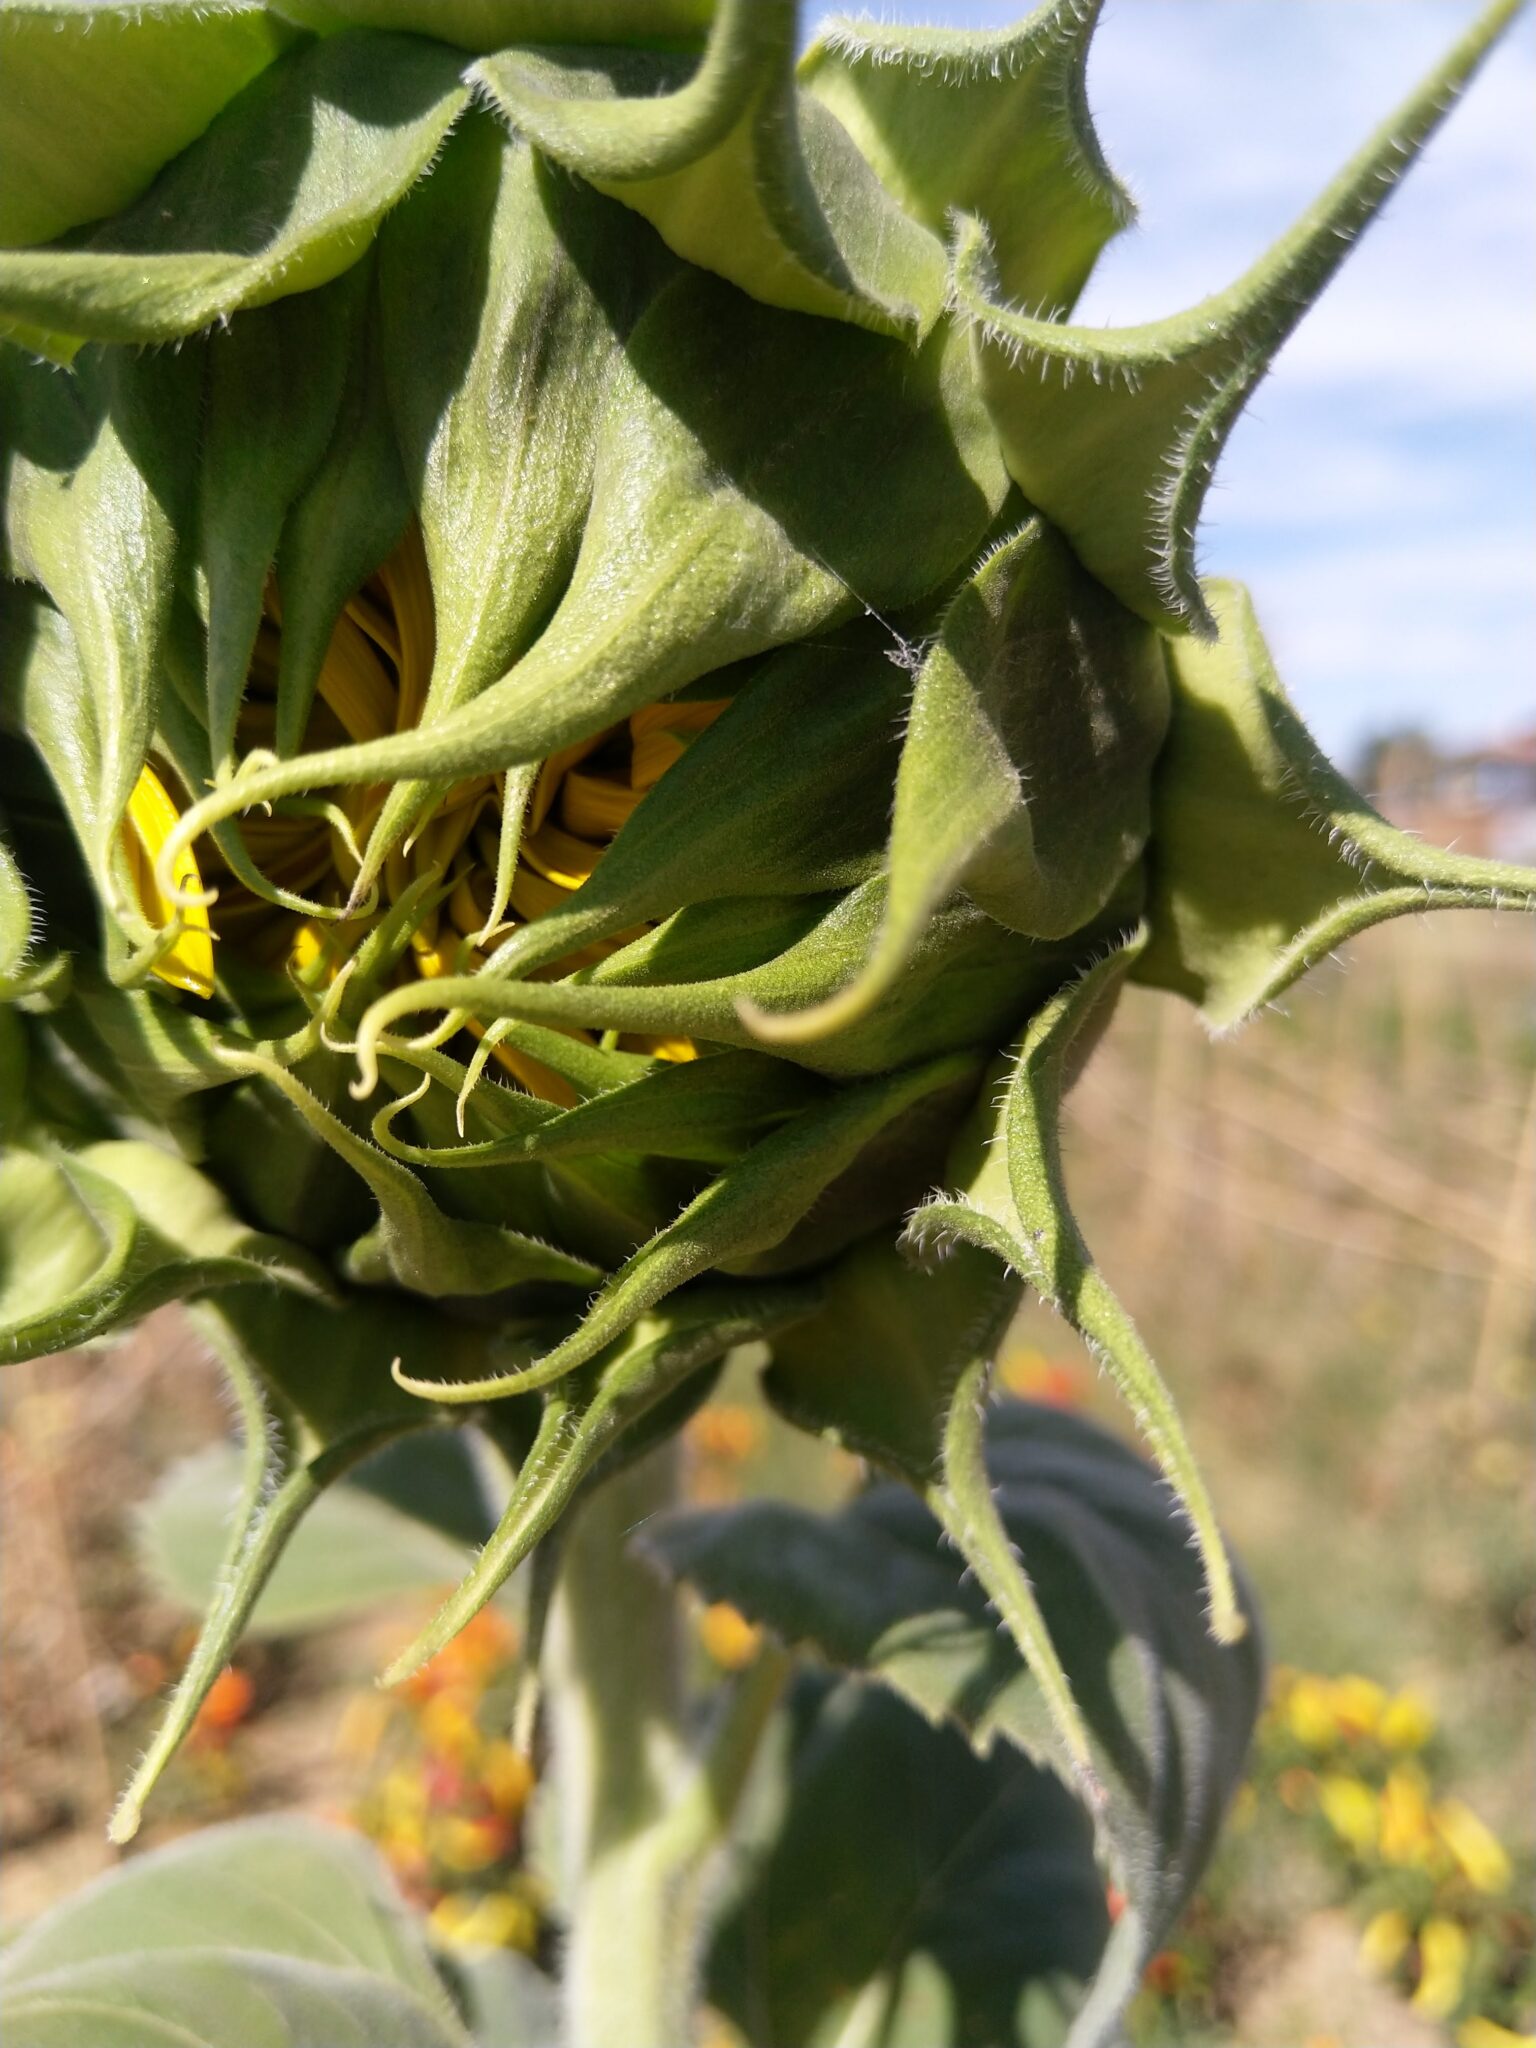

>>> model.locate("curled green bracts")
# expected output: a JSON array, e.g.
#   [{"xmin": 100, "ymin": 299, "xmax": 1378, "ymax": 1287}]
[{"xmin": 1, "ymin": 0, "xmax": 1531, "ymax": 1975}]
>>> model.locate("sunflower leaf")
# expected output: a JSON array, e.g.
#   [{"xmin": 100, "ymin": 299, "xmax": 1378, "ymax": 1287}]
[
  {"xmin": 1136, "ymin": 580, "xmax": 1536, "ymax": 1028},
  {"xmin": 220, "ymin": 1048, "xmax": 603, "ymax": 1298},
  {"xmin": 268, "ymin": 0, "xmax": 712, "ymax": 49},
  {"xmin": 0, "ymin": 1813, "xmax": 469, "ymax": 2041},
  {"xmin": 908, "ymin": 933, "xmax": 1247, "ymax": 1649},
  {"xmin": 199, "ymin": 272, "xmax": 362, "ymax": 764},
  {"xmin": 953, "ymin": 0, "xmax": 1524, "ymax": 631},
  {"xmin": 0, "ymin": 3, "xmax": 296, "ymax": 252},
  {"xmin": 647, "ymin": 1400, "xmax": 1263, "ymax": 2048},
  {"xmin": 156, "ymin": 264, "xmax": 1006, "ymax": 860},
  {"xmin": 478, "ymin": 624, "xmax": 906, "ymax": 983},
  {"xmin": 802, "ymin": 0, "xmax": 1132, "ymax": 318},
  {"xmin": 359, "ymin": 880, "xmax": 1114, "ymax": 1085},
  {"xmin": 476, "ymin": 0, "xmax": 947, "ymax": 340},
  {"xmin": 382, "ymin": 1283, "xmax": 818, "ymax": 1684},
  {"xmin": 743, "ymin": 519, "xmax": 1168, "ymax": 1044},
  {"xmin": 107, "ymin": 1282, "xmax": 520, "ymax": 1843},
  {"xmin": 1, "ymin": 349, "xmax": 197, "ymax": 917},
  {"xmin": 389, "ymin": 1052, "xmax": 978, "ymax": 1405},
  {"xmin": 0, "ymin": 31, "xmax": 470, "ymax": 345},
  {"xmin": 0, "ymin": 1138, "xmax": 330, "ymax": 1368}
]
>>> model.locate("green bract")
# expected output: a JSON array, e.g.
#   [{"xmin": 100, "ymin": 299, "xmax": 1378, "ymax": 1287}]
[{"xmin": 2, "ymin": 3, "xmax": 1532, "ymax": 2040}]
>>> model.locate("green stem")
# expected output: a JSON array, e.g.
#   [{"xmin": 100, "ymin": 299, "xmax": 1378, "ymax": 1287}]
[{"xmin": 548, "ymin": 1444, "xmax": 785, "ymax": 2048}]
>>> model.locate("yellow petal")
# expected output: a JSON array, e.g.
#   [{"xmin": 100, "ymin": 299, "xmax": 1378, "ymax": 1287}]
[
  {"xmin": 1360, "ymin": 1907, "xmax": 1412, "ymax": 1976},
  {"xmin": 1381, "ymin": 1688, "xmax": 1436, "ymax": 1751},
  {"xmin": 123, "ymin": 764, "xmax": 215, "ymax": 999},
  {"xmin": 1380, "ymin": 1764, "xmax": 1436, "ymax": 1868},
  {"xmin": 1330, "ymin": 1675, "xmax": 1386, "ymax": 1738},
  {"xmin": 1317, "ymin": 1773, "xmax": 1378, "ymax": 1855},
  {"xmin": 1286, "ymin": 1675, "xmax": 1340, "ymax": 1750},
  {"xmin": 698, "ymin": 1602, "xmax": 762, "ymax": 1672},
  {"xmin": 1457, "ymin": 2018, "xmax": 1536, "ymax": 2048},
  {"xmin": 560, "ymin": 767, "xmax": 643, "ymax": 840},
  {"xmin": 1411, "ymin": 1916, "xmax": 1469, "ymax": 2018},
  {"xmin": 1435, "ymin": 1798, "xmax": 1512, "ymax": 1895}
]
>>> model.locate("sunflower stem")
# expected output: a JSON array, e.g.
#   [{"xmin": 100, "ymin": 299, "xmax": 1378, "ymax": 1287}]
[{"xmin": 546, "ymin": 1444, "xmax": 701, "ymax": 2048}]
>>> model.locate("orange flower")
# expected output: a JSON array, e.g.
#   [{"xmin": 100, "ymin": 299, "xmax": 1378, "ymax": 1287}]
[{"xmin": 191, "ymin": 1665, "xmax": 255, "ymax": 1744}]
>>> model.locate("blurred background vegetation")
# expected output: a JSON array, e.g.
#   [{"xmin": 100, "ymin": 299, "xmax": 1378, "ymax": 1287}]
[{"xmin": 3, "ymin": 739, "xmax": 1532, "ymax": 2043}]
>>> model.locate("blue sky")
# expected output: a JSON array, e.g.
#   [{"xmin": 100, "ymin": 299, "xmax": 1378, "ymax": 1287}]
[{"xmin": 810, "ymin": 1, "xmax": 1536, "ymax": 768}]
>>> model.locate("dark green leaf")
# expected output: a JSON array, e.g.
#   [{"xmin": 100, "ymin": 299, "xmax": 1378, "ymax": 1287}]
[
  {"xmin": 765, "ymin": 1233, "xmax": 1019, "ymax": 1483},
  {"xmin": 650, "ymin": 1399, "xmax": 1264, "ymax": 2048},
  {"xmin": 269, "ymin": 0, "xmax": 711, "ymax": 48},
  {"xmin": 708, "ymin": 1673, "xmax": 1109, "ymax": 2048}
]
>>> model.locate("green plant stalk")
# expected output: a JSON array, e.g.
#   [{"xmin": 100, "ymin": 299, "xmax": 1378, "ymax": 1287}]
[{"xmin": 547, "ymin": 1442, "xmax": 788, "ymax": 2045}]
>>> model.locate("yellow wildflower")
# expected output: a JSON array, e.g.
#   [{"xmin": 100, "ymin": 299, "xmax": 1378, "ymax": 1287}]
[
  {"xmin": 1330, "ymin": 1675, "xmax": 1386, "ymax": 1740},
  {"xmin": 1359, "ymin": 1907, "xmax": 1412, "ymax": 1976},
  {"xmin": 1380, "ymin": 1688, "xmax": 1436, "ymax": 1751},
  {"xmin": 1411, "ymin": 1916, "xmax": 1469, "ymax": 2019},
  {"xmin": 419, "ymin": 1692, "xmax": 481, "ymax": 1768},
  {"xmin": 480, "ymin": 1740, "xmax": 536, "ymax": 1819},
  {"xmin": 1317, "ymin": 1773, "xmax": 1378, "ymax": 1855},
  {"xmin": 429, "ymin": 1887, "xmax": 539, "ymax": 1952},
  {"xmin": 1287, "ymin": 1675, "xmax": 1342, "ymax": 1751},
  {"xmin": 699, "ymin": 1602, "xmax": 763, "ymax": 1672},
  {"xmin": 431, "ymin": 1813, "xmax": 511, "ymax": 1874},
  {"xmin": 1435, "ymin": 1798, "xmax": 1512, "ymax": 1895},
  {"xmin": 1457, "ymin": 2019, "xmax": 1536, "ymax": 2048},
  {"xmin": 1380, "ymin": 1764, "xmax": 1437, "ymax": 1869}
]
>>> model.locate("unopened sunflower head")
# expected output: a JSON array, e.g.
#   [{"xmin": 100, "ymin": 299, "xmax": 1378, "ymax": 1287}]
[{"xmin": 2, "ymin": 0, "xmax": 1532, "ymax": 1854}]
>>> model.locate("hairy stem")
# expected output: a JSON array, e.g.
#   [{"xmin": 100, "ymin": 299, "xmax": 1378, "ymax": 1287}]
[{"xmin": 547, "ymin": 1443, "xmax": 786, "ymax": 2046}]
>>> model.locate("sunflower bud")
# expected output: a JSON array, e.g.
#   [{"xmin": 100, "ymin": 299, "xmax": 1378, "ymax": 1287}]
[{"xmin": 2, "ymin": 0, "xmax": 1530, "ymax": 1845}]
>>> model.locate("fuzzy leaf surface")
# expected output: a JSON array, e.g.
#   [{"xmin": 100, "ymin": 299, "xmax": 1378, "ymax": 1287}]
[
  {"xmin": 1136, "ymin": 580, "xmax": 1536, "ymax": 1027},
  {"xmin": 159, "ymin": 266, "xmax": 1006, "ymax": 851},
  {"xmin": 0, "ymin": 31, "xmax": 470, "ymax": 344},
  {"xmin": 0, "ymin": 4, "xmax": 294, "ymax": 249},
  {"xmin": 802, "ymin": 0, "xmax": 1132, "ymax": 317},
  {"xmin": 954, "ymin": 0, "xmax": 1524, "ymax": 630},
  {"xmin": 743, "ymin": 520, "xmax": 1167, "ymax": 1043},
  {"xmin": 0, "ymin": 1139, "xmax": 328, "ymax": 1367},
  {"xmin": 908, "ymin": 936, "xmax": 1245, "ymax": 1651},
  {"xmin": 0, "ymin": 1815, "xmax": 472, "ymax": 2048},
  {"xmin": 477, "ymin": 0, "xmax": 947, "ymax": 339}
]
